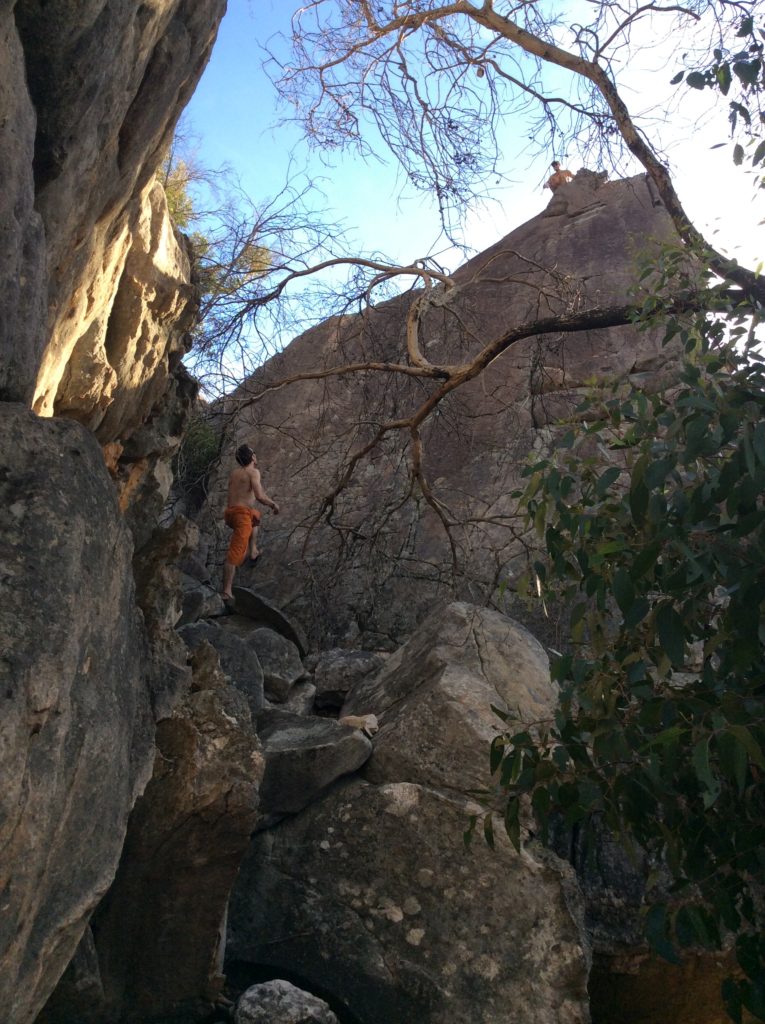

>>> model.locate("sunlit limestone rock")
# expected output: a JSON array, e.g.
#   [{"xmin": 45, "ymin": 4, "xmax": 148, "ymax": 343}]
[{"xmin": 48, "ymin": 180, "xmax": 197, "ymax": 440}]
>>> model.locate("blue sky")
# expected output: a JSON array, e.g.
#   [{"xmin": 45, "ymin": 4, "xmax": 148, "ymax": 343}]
[
  {"xmin": 186, "ymin": 0, "xmax": 575, "ymax": 268},
  {"xmin": 185, "ymin": 0, "xmax": 763, "ymax": 275}
]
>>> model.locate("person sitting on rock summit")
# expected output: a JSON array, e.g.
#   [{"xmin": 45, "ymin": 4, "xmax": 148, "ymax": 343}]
[
  {"xmin": 222, "ymin": 444, "xmax": 280, "ymax": 601},
  {"xmin": 545, "ymin": 160, "xmax": 574, "ymax": 193}
]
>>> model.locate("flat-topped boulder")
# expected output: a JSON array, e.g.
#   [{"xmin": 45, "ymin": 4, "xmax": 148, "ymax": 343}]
[{"xmin": 255, "ymin": 709, "xmax": 373, "ymax": 825}]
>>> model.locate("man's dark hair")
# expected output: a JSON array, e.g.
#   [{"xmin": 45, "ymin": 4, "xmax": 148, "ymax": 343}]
[
  {"xmin": 235, "ymin": 444, "xmax": 254, "ymax": 466},
  {"xmin": 551, "ymin": 160, "xmax": 560, "ymax": 168}
]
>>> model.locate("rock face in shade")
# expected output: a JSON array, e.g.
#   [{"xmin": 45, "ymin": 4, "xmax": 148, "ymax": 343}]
[
  {"xmin": 0, "ymin": 13, "xmax": 45, "ymax": 402},
  {"xmin": 228, "ymin": 603, "xmax": 591, "ymax": 1024},
  {"xmin": 179, "ymin": 620, "xmax": 266, "ymax": 715},
  {"xmin": 255, "ymin": 710, "xmax": 373, "ymax": 825},
  {"xmin": 90, "ymin": 680, "xmax": 264, "ymax": 1024},
  {"xmin": 0, "ymin": 406, "xmax": 154, "ymax": 1024},
  {"xmin": 0, "ymin": 3, "xmax": 230, "ymax": 1022},
  {"xmin": 200, "ymin": 171, "xmax": 683, "ymax": 651},
  {"xmin": 229, "ymin": 780, "xmax": 590, "ymax": 1024},
  {"xmin": 249, "ymin": 628, "xmax": 305, "ymax": 703},
  {"xmin": 313, "ymin": 648, "xmax": 387, "ymax": 710}
]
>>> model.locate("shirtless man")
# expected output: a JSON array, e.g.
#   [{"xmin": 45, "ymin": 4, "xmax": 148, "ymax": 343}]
[
  {"xmin": 545, "ymin": 160, "xmax": 574, "ymax": 193},
  {"xmin": 221, "ymin": 444, "xmax": 280, "ymax": 600}
]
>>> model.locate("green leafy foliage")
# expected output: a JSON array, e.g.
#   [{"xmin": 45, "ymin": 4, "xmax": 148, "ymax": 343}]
[
  {"xmin": 672, "ymin": 15, "xmax": 765, "ymax": 168},
  {"xmin": 163, "ymin": 158, "xmax": 198, "ymax": 230},
  {"xmin": 172, "ymin": 413, "xmax": 220, "ymax": 509},
  {"xmin": 491, "ymin": 262, "xmax": 765, "ymax": 1018}
]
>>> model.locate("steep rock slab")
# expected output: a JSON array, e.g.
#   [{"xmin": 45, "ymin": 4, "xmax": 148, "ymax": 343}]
[
  {"xmin": 342, "ymin": 601, "xmax": 556, "ymax": 793},
  {"xmin": 0, "ymin": 405, "xmax": 154, "ymax": 1024},
  {"xmin": 255, "ymin": 710, "xmax": 373, "ymax": 825},
  {"xmin": 91, "ymin": 681, "xmax": 264, "ymax": 1024},
  {"xmin": 229, "ymin": 779, "xmax": 590, "ymax": 1024},
  {"xmin": 232, "ymin": 587, "xmax": 309, "ymax": 655},
  {"xmin": 203, "ymin": 173, "xmax": 681, "ymax": 650},
  {"xmin": 51, "ymin": 180, "xmax": 197, "ymax": 441},
  {"xmin": 35, "ymin": 926, "xmax": 104, "ymax": 1024}
]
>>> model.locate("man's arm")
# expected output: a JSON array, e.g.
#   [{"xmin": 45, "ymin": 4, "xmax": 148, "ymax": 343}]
[{"xmin": 249, "ymin": 466, "xmax": 280, "ymax": 514}]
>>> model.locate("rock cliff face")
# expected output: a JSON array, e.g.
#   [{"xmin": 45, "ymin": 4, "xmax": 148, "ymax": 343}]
[
  {"xmin": 0, "ymin": 6, "xmax": 723, "ymax": 1023},
  {"xmin": 201, "ymin": 171, "xmax": 680, "ymax": 650},
  {"xmin": 0, "ymin": 406, "xmax": 154, "ymax": 1024},
  {"xmin": 0, "ymin": 3, "xmax": 229, "ymax": 1023}
]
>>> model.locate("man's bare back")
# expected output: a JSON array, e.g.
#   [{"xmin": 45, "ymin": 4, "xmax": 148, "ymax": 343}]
[{"xmin": 227, "ymin": 460, "xmax": 274, "ymax": 510}]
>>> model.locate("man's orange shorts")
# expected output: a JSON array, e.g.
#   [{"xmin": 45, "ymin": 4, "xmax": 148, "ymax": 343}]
[{"xmin": 223, "ymin": 505, "xmax": 262, "ymax": 567}]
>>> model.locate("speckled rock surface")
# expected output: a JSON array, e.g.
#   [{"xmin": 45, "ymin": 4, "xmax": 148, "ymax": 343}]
[
  {"xmin": 235, "ymin": 979, "xmax": 339, "ymax": 1024},
  {"xmin": 313, "ymin": 648, "xmax": 387, "ymax": 710},
  {"xmin": 342, "ymin": 601, "xmax": 557, "ymax": 793},
  {"xmin": 91, "ymin": 682, "xmax": 263, "ymax": 1023},
  {"xmin": 0, "ymin": 406, "xmax": 154, "ymax": 1024},
  {"xmin": 249, "ymin": 628, "xmax": 305, "ymax": 703},
  {"xmin": 229, "ymin": 779, "xmax": 590, "ymax": 1024},
  {"xmin": 179, "ymin": 621, "xmax": 265, "ymax": 716},
  {"xmin": 254, "ymin": 710, "xmax": 372, "ymax": 824}
]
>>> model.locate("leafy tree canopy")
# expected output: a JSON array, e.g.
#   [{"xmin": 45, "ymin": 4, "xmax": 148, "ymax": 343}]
[{"xmin": 483, "ymin": 240, "xmax": 765, "ymax": 1020}]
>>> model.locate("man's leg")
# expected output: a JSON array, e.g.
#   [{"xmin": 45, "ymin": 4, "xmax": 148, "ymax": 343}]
[
  {"xmin": 222, "ymin": 561, "xmax": 236, "ymax": 600},
  {"xmin": 248, "ymin": 524, "xmax": 260, "ymax": 561}
]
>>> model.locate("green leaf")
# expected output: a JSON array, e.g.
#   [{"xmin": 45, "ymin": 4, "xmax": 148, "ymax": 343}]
[
  {"xmin": 717, "ymin": 62, "xmax": 732, "ymax": 95},
  {"xmin": 733, "ymin": 59, "xmax": 761, "ymax": 86},
  {"xmin": 742, "ymin": 423, "xmax": 757, "ymax": 478},
  {"xmin": 726, "ymin": 725, "xmax": 765, "ymax": 768},
  {"xmin": 693, "ymin": 736, "xmax": 715, "ymax": 792},
  {"xmin": 463, "ymin": 815, "xmax": 477, "ymax": 848},
  {"xmin": 612, "ymin": 568, "xmax": 635, "ymax": 614},
  {"xmin": 753, "ymin": 140, "xmax": 765, "ymax": 167},
  {"xmin": 753, "ymin": 421, "xmax": 765, "ymax": 465},
  {"xmin": 632, "ymin": 543, "xmax": 661, "ymax": 580},
  {"xmin": 733, "ymin": 143, "xmax": 745, "ymax": 166},
  {"xmin": 596, "ymin": 466, "xmax": 621, "ymax": 496},
  {"xmin": 717, "ymin": 729, "xmax": 748, "ymax": 793},
  {"xmin": 686, "ymin": 71, "xmax": 707, "ymax": 89},
  {"xmin": 483, "ymin": 813, "xmax": 495, "ymax": 850},
  {"xmin": 504, "ymin": 798, "xmax": 521, "ymax": 852},
  {"xmin": 490, "ymin": 735, "xmax": 504, "ymax": 775},
  {"xmin": 630, "ymin": 478, "xmax": 649, "ymax": 527},
  {"xmin": 624, "ymin": 597, "xmax": 650, "ymax": 629},
  {"xmin": 655, "ymin": 604, "xmax": 685, "ymax": 666},
  {"xmin": 670, "ymin": 70, "xmax": 685, "ymax": 85}
]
